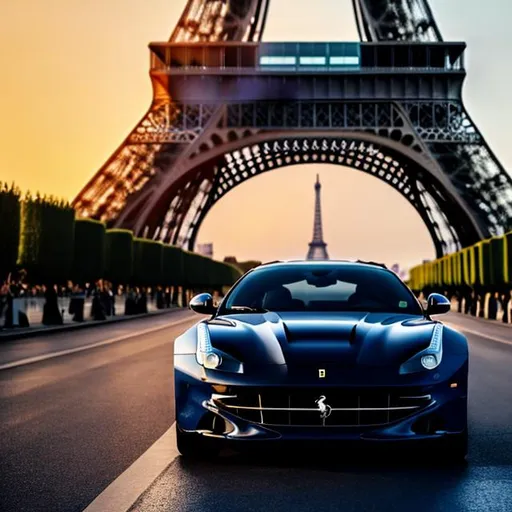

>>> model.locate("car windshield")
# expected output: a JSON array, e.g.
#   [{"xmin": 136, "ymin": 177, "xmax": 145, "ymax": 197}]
[{"xmin": 221, "ymin": 264, "xmax": 422, "ymax": 315}]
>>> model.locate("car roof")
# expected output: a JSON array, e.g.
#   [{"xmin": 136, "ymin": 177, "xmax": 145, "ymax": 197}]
[{"xmin": 254, "ymin": 260, "xmax": 389, "ymax": 270}]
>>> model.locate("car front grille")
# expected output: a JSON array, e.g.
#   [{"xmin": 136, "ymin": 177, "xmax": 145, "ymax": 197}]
[{"xmin": 213, "ymin": 387, "xmax": 432, "ymax": 427}]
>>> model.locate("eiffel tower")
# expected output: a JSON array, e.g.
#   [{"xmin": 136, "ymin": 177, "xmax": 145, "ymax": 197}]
[
  {"xmin": 307, "ymin": 175, "xmax": 329, "ymax": 260},
  {"xmin": 73, "ymin": 0, "xmax": 512, "ymax": 258}
]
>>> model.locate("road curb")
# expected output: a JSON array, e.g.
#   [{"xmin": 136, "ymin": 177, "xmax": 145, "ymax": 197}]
[{"xmin": 0, "ymin": 308, "xmax": 187, "ymax": 342}]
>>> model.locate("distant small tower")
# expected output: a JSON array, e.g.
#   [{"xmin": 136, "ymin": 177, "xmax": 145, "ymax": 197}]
[{"xmin": 306, "ymin": 174, "xmax": 329, "ymax": 260}]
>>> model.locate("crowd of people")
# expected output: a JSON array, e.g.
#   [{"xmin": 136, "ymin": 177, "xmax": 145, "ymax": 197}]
[
  {"xmin": 455, "ymin": 289, "xmax": 511, "ymax": 323},
  {"xmin": 2, "ymin": 272, "xmax": 509, "ymax": 330},
  {"xmin": 0, "ymin": 272, "xmax": 179, "ymax": 329}
]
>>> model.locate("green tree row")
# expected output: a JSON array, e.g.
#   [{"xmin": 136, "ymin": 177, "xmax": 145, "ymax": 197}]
[
  {"xmin": 0, "ymin": 183, "xmax": 21, "ymax": 280},
  {"xmin": 0, "ymin": 187, "xmax": 242, "ymax": 288}
]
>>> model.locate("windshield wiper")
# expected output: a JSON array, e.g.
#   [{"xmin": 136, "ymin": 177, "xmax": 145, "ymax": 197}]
[{"xmin": 224, "ymin": 305, "xmax": 268, "ymax": 314}]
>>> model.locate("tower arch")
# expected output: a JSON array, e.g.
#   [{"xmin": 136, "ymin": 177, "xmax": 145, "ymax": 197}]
[{"xmin": 129, "ymin": 131, "xmax": 484, "ymax": 258}]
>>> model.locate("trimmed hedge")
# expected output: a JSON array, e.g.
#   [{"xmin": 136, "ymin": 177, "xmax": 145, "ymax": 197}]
[
  {"xmin": 409, "ymin": 232, "xmax": 512, "ymax": 291},
  {"xmin": 490, "ymin": 236, "xmax": 507, "ymax": 286},
  {"xmin": 4, "ymin": 182, "xmax": 243, "ymax": 289},
  {"xmin": 163, "ymin": 245, "xmax": 185, "ymax": 286},
  {"xmin": 478, "ymin": 240, "xmax": 493, "ymax": 287},
  {"xmin": 183, "ymin": 250, "xmax": 208, "ymax": 288},
  {"xmin": 101, "ymin": 232, "xmax": 241, "ymax": 289},
  {"xmin": 73, "ymin": 219, "xmax": 106, "ymax": 283},
  {"xmin": 18, "ymin": 194, "xmax": 75, "ymax": 283},
  {"xmin": 133, "ymin": 238, "xmax": 163, "ymax": 286},
  {"xmin": 0, "ymin": 183, "xmax": 21, "ymax": 280},
  {"xmin": 104, "ymin": 229, "xmax": 133, "ymax": 284}
]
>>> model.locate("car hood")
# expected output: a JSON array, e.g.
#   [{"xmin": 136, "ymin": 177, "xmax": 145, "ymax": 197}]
[{"xmin": 208, "ymin": 311, "xmax": 436, "ymax": 368}]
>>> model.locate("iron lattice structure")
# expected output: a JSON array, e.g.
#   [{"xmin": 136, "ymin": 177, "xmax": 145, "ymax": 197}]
[
  {"xmin": 73, "ymin": 0, "xmax": 512, "ymax": 258},
  {"xmin": 307, "ymin": 174, "xmax": 329, "ymax": 260}
]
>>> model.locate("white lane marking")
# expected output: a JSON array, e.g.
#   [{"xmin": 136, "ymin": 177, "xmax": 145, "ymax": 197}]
[
  {"xmin": 446, "ymin": 322, "xmax": 512, "ymax": 346},
  {"xmin": 83, "ymin": 423, "xmax": 179, "ymax": 512},
  {"xmin": 0, "ymin": 316, "xmax": 196, "ymax": 371}
]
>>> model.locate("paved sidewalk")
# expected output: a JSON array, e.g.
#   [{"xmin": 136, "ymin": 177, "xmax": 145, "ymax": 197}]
[
  {"xmin": 0, "ymin": 307, "xmax": 186, "ymax": 341},
  {"xmin": 447, "ymin": 310, "xmax": 511, "ymax": 330}
]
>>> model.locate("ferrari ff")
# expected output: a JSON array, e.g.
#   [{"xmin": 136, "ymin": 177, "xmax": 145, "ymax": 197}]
[{"xmin": 174, "ymin": 260, "xmax": 468, "ymax": 461}]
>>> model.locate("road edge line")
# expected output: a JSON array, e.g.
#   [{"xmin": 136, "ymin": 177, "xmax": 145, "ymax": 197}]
[
  {"xmin": 445, "ymin": 322, "xmax": 512, "ymax": 346},
  {"xmin": 0, "ymin": 316, "xmax": 196, "ymax": 371},
  {"xmin": 83, "ymin": 423, "xmax": 179, "ymax": 512}
]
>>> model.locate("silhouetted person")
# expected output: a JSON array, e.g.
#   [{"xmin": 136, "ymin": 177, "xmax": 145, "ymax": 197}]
[
  {"xmin": 100, "ymin": 285, "xmax": 114, "ymax": 316},
  {"xmin": 69, "ymin": 284, "xmax": 85, "ymax": 322},
  {"xmin": 171, "ymin": 286, "xmax": 179, "ymax": 306},
  {"xmin": 42, "ymin": 285, "xmax": 63, "ymax": 325},
  {"xmin": 156, "ymin": 287, "xmax": 165, "ymax": 309},
  {"xmin": 502, "ymin": 292, "xmax": 510, "ymax": 324},
  {"xmin": 110, "ymin": 287, "xmax": 116, "ymax": 316},
  {"xmin": 456, "ymin": 291, "xmax": 463, "ymax": 313},
  {"xmin": 0, "ymin": 283, "xmax": 8, "ymax": 326},
  {"xmin": 91, "ymin": 289, "xmax": 106, "ymax": 321},
  {"xmin": 470, "ymin": 291, "xmax": 477, "ymax": 316},
  {"xmin": 2, "ymin": 283, "xmax": 13, "ymax": 328},
  {"xmin": 478, "ymin": 294, "xmax": 486, "ymax": 318},
  {"xmin": 488, "ymin": 293, "xmax": 498, "ymax": 320},
  {"xmin": 125, "ymin": 288, "xmax": 137, "ymax": 315},
  {"xmin": 464, "ymin": 291, "xmax": 472, "ymax": 314},
  {"xmin": 16, "ymin": 283, "xmax": 29, "ymax": 328},
  {"xmin": 138, "ymin": 289, "xmax": 148, "ymax": 314}
]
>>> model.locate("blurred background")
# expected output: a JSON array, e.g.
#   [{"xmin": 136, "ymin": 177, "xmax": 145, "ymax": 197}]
[{"xmin": 1, "ymin": 0, "xmax": 511, "ymax": 267}]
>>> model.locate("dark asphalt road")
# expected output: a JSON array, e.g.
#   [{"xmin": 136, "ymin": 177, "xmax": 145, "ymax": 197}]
[
  {"xmin": 1, "ymin": 312, "xmax": 511, "ymax": 512},
  {"xmin": 0, "ymin": 309, "xmax": 192, "ymax": 367},
  {"xmin": 0, "ymin": 311, "xmax": 197, "ymax": 512}
]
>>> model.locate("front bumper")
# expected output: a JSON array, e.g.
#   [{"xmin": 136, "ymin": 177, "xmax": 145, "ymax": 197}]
[{"xmin": 175, "ymin": 358, "xmax": 468, "ymax": 443}]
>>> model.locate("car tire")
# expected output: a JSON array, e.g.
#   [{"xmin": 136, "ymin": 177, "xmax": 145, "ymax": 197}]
[
  {"xmin": 176, "ymin": 425, "xmax": 219, "ymax": 459},
  {"xmin": 441, "ymin": 429, "xmax": 468, "ymax": 464}
]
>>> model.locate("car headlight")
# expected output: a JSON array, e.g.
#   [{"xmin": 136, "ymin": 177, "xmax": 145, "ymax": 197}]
[
  {"xmin": 421, "ymin": 354, "xmax": 438, "ymax": 370},
  {"xmin": 203, "ymin": 352, "xmax": 222, "ymax": 369},
  {"xmin": 196, "ymin": 322, "xmax": 243, "ymax": 373},
  {"xmin": 197, "ymin": 323, "xmax": 222, "ymax": 368},
  {"xmin": 400, "ymin": 323, "xmax": 444, "ymax": 375}
]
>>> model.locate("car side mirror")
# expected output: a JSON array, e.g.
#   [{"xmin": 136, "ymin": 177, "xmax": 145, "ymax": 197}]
[
  {"xmin": 189, "ymin": 293, "xmax": 216, "ymax": 315},
  {"xmin": 426, "ymin": 293, "xmax": 451, "ymax": 316}
]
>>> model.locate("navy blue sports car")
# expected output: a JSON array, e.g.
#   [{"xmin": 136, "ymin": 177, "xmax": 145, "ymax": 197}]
[{"xmin": 174, "ymin": 260, "xmax": 468, "ymax": 461}]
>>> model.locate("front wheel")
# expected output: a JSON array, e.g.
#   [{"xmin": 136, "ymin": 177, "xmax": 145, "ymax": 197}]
[
  {"xmin": 176, "ymin": 426, "xmax": 219, "ymax": 459},
  {"xmin": 440, "ymin": 429, "xmax": 468, "ymax": 464}
]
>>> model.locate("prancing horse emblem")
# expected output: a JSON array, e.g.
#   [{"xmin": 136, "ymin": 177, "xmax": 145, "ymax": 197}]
[{"xmin": 315, "ymin": 395, "xmax": 332, "ymax": 419}]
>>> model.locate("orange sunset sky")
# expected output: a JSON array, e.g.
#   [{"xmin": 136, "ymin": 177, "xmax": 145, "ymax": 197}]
[{"xmin": 1, "ymin": 0, "xmax": 511, "ymax": 269}]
